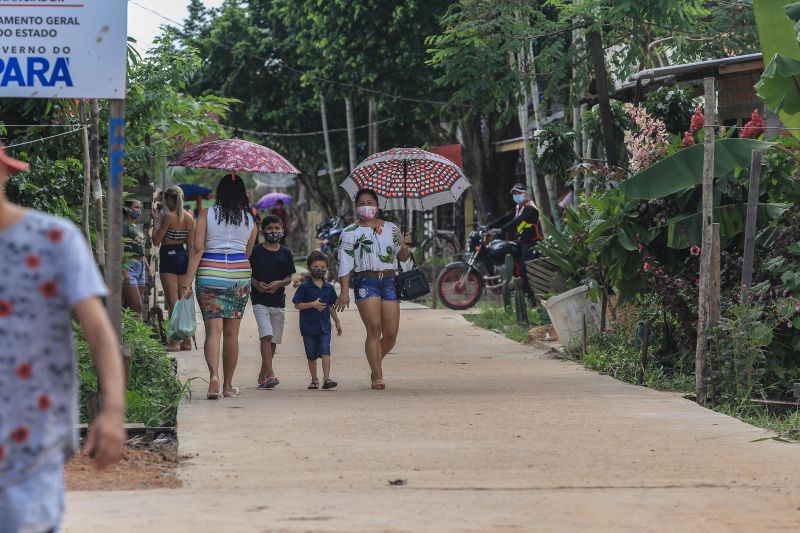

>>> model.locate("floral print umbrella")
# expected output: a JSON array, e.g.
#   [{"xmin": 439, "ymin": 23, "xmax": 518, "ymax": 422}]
[
  {"xmin": 340, "ymin": 147, "xmax": 471, "ymax": 211},
  {"xmin": 170, "ymin": 138, "xmax": 301, "ymax": 177}
]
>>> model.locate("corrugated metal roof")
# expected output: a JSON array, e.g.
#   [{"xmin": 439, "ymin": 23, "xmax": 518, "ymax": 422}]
[{"xmin": 631, "ymin": 53, "xmax": 763, "ymax": 81}]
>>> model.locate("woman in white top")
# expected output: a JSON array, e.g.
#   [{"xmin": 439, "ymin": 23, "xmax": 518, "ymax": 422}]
[
  {"xmin": 183, "ymin": 174, "xmax": 258, "ymax": 398},
  {"xmin": 334, "ymin": 189, "xmax": 411, "ymax": 390}
]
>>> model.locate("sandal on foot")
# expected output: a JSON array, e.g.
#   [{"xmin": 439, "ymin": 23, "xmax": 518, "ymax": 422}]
[
  {"xmin": 223, "ymin": 387, "xmax": 240, "ymax": 398},
  {"xmin": 322, "ymin": 379, "xmax": 338, "ymax": 390},
  {"xmin": 308, "ymin": 381, "xmax": 319, "ymax": 390},
  {"xmin": 207, "ymin": 390, "xmax": 221, "ymax": 400},
  {"xmin": 371, "ymin": 382, "xmax": 385, "ymax": 390},
  {"xmin": 258, "ymin": 377, "xmax": 280, "ymax": 390}
]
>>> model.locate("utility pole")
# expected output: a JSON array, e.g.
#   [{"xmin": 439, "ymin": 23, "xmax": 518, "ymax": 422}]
[
  {"xmin": 345, "ymin": 95, "xmax": 357, "ymax": 172},
  {"xmin": 80, "ymin": 100, "xmax": 91, "ymax": 239},
  {"xmin": 587, "ymin": 29, "xmax": 619, "ymax": 168},
  {"xmin": 107, "ymin": 100, "xmax": 126, "ymax": 338},
  {"xmin": 90, "ymin": 100, "xmax": 106, "ymax": 273}
]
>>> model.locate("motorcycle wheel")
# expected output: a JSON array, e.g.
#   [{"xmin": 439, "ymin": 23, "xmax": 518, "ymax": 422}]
[{"xmin": 436, "ymin": 265, "xmax": 483, "ymax": 310}]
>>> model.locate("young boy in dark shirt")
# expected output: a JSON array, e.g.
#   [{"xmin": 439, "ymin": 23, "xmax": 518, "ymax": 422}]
[
  {"xmin": 292, "ymin": 251, "xmax": 341, "ymax": 390},
  {"xmin": 250, "ymin": 215, "xmax": 296, "ymax": 389}
]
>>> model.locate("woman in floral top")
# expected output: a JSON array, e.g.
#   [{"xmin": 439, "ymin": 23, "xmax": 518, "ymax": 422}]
[{"xmin": 335, "ymin": 189, "xmax": 411, "ymax": 390}]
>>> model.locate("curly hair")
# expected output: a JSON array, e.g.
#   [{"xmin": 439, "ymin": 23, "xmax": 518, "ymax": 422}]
[{"xmin": 214, "ymin": 174, "xmax": 251, "ymax": 227}]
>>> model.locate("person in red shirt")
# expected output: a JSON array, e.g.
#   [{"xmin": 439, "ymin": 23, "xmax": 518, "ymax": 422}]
[{"xmin": 270, "ymin": 199, "xmax": 290, "ymax": 246}]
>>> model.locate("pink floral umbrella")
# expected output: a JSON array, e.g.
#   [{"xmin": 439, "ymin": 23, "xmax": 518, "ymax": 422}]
[{"xmin": 170, "ymin": 138, "xmax": 301, "ymax": 177}]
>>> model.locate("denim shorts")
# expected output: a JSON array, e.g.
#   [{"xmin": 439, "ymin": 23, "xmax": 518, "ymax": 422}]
[
  {"xmin": 0, "ymin": 460, "xmax": 64, "ymax": 533},
  {"xmin": 352, "ymin": 273, "xmax": 398, "ymax": 302},
  {"xmin": 302, "ymin": 333, "xmax": 331, "ymax": 360},
  {"xmin": 126, "ymin": 258, "xmax": 147, "ymax": 287}
]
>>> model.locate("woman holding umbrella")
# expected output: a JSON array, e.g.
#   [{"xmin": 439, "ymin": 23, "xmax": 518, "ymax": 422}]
[
  {"xmin": 335, "ymin": 189, "xmax": 411, "ymax": 390},
  {"xmin": 183, "ymin": 175, "xmax": 258, "ymax": 398},
  {"xmin": 335, "ymin": 148, "xmax": 471, "ymax": 389}
]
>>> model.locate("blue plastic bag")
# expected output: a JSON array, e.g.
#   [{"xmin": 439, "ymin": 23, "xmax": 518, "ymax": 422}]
[{"xmin": 166, "ymin": 296, "xmax": 196, "ymax": 341}]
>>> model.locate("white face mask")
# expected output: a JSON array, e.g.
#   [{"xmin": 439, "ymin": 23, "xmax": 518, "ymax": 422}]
[{"xmin": 357, "ymin": 205, "xmax": 378, "ymax": 221}]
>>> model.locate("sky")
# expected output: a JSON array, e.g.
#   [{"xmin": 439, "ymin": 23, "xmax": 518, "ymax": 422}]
[{"xmin": 127, "ymin": 0, "xmax": 226, "ymax": 53}]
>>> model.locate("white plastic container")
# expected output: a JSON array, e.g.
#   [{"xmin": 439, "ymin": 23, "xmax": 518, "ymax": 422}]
[{"xmin": 542, "ymin": 285, "xmax": 602, "ymax": 350}]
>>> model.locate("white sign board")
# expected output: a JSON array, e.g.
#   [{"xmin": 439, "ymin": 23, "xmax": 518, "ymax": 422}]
[{"xmin": 0, "ymin": 0, "xmax": 127, "ymax": 98}]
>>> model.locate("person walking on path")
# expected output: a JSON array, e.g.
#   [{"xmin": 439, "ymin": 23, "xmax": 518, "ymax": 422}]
[
  {"xmin": 122, "ymin": 198, "xmax": 151, "ymax": 318},
  {"xmin": 183, "ymin": 174, "xmax": 258, "ymax": 399},
  {"xmin": 250, "ymin": 214, "xmax": 296, "ymax": 389},
  {"xmin": 488, "ymin": 183, "xmax": 541, "ymax": 302},
  {"xmin": 334, "ymin": 189, "xmax": 411, "ymax": 390},
  {"xmin": 153, "ymin": 186, "xmax": 195, "ymax": 352},
  {"xmin": 270, "ymin": 198, "xmax": 290, "ymax": 246},
  {"xmin": 0, "ymin": 144, "xmax": 125, "ymax": 532},
  {"xmin": 294, "ymin": 251, "xmax": 341, "ymax": 390}
]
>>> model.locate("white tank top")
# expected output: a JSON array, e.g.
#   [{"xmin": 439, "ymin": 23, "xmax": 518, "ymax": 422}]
[{"xmin": 204, "ymin": 206, "xmax": 253, "ymax": 254}]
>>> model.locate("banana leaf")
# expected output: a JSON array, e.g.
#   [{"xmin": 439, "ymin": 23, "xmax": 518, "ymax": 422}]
[
  {"xmin": 619, "ymin": 139, "xmax": 774, "ymax": 200},
  {"xmin": 666, "ymin": 203, "xmax": 790, "ymax": 249},
  {"xmin": 754, "ymin": 0, "xmax": 800, "ymax": 140}
]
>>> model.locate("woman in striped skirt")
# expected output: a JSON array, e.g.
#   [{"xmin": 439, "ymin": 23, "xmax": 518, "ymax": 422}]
[{"xmin": 183, "ymin": 174, "xmax": 258, "ymax": 399}]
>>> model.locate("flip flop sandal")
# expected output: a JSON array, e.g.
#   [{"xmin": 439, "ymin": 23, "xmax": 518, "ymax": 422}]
[
  {"xmin": 207, "ymin": 390, "xmax": 221, "ymax": 400},
  {"xmin": 308, "ymin": 382, "xmax": 319, "ymax": 390},
  {"xmin": 259, "ymin": 377, "xmax": 280, "ymax": 389},
  {"xmin": 322, "ymin": 379, "xmax": 338, "ymax": 390},
  {"xmin": 371, "ymin": 382, "xmax": 385, "ymax": 390},
  {"xmin": 223, "ymin": 387, "xmax": 240, "ymax": 398}
]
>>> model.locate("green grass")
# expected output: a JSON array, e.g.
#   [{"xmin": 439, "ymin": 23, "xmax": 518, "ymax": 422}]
[
  {"xmin": 76, "ymin": 311, "xmax": 188, "ymax": 427},
  {"xmin": 714, "ymin": 403, "xmax": 800, "ymax": 441},
  {"xmin": 463, "ymin": 304, "xmax": 541, "ymax": 343}
]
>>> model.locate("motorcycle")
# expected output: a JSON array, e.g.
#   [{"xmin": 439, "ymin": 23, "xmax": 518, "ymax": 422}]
[
  {"xmin": 316, "ymin": 212, "xmax": 347, "ymax": 281},
  {"xmin": 435, "ymin": 226, "xmax": 535, "ymax": 310}
]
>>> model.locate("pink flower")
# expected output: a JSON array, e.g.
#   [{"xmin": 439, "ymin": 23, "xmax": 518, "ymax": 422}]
[
  {"xmin": 690, "ymin": 246, "xmax": 700, "ymax": 256},
  {"xmin": 690, "ymin": 107, "xmax": 705, "ymax": 134}
]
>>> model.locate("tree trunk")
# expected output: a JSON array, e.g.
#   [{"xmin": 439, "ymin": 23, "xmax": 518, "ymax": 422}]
[
  {"xmin": 368, "ymin": 97, "xmax": 379, "ymax": 154},
  {"xmin": 587, "ymin": 30, "xmax": 619, "ymax": 167},
  {"xmin": 319, "ymin": 94, "xmax": 340, "ymax": 210},
  {"xmin": 459, "ymin": 116, "xmax": 489, "ymax": 218},
  {"xmin": 345, "ymin": 95, "xmax": 357, "ymax": 172},
  {"xmin": 80, "ymin": 100, "xmax": 91, "ymax": 239},
  {"xmin": 90, "ymin": 99, "xmax": 106, "ymax": 273}
]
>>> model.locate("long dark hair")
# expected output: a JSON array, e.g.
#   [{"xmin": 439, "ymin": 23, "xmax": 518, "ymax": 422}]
[{"xmin": 214, "ymin": 174, "xmax": 251, "ymax": 227}]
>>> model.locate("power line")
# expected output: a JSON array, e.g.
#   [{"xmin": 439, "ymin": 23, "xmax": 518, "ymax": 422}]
[
  {"xmin": 225, "ymin": 117, "xmax": 395, "ymax": 138},
  {"xmin": 128, "ymin": 0, "xmax": 452, "ymax": 107},
  {"xmin": 1, "ymin": 124, "xmax": 80, "ymax": 128},
  {"xmin": 4, "ymin": 127, "xmax": 84, "ymax": 149}
]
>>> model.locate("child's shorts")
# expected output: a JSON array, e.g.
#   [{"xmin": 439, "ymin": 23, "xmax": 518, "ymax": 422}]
[
  {"xmin": 302, "ymin": 333, "xmax": 331, "ymax": 360},
  {"xmin": 252, "ymin": 305, "xmax": 286, "ymax": 343},
  {"xmin": 0, "ymin": 459, "xmax": 64, "ymax": 533}
]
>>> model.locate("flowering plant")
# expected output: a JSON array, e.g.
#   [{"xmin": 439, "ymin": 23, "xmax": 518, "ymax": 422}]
[
  {"xmin": 740, "ymin": 109, "xmax": 765, "ymax": 139},
  {"xmin": 681, "ymin": 107, "xmax": 705, "ymax": 147},
  {"xmin": 644, "ymin": 86, "xmax": 696, "ymax": 134},
  {"xmin": 531, "ymin": 124, "xmax": 575, "ymax": 178},
  {"xmin": 623, "ymin": 104, "xmax": 669, "ymax": 173}
]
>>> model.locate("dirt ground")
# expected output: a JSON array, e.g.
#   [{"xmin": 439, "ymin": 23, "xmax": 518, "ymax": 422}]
[{"xmin": 65, "ymin": 438, "xmax": 182, "ymax": 491}]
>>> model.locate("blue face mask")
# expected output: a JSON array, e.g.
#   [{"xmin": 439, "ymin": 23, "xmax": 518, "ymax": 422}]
[
  {"xmin": 512, "ymin": 194, "xmax": 526, "ymax": 204},
  {"xmin": 131, "ymin": 209, "xmax": 142, "ymax": 220}
]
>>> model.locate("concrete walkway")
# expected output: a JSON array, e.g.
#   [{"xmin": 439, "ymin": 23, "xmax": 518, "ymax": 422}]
[{"xmin": 65, "ymin": 291, "xmax": 800, "ymax": 532}]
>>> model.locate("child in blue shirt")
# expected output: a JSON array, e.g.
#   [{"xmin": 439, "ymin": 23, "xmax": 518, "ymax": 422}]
[{"xmin": 293, "ymin": 251, "xmax": 341, "ymax": 390}]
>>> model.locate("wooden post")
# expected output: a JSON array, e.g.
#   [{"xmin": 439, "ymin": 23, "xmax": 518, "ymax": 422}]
[
  {"xmin": 90, "ymin": 100, "xmax": 106, "ymax": 273},
  {"xmin": 741, "ymin": 150, "xmax": 763, "ymax": 297},
  {"xmin": 581, "ymin": 313, "xmax": 587, "ymax": 358},
  {"xmin": 639, "ymin": 320, "xmax": 650, "ymax": 385},
  {"xmin": 80, "ymin": 100, "xmax": 91, "ymax": 240},
  {"xmin": 319, "ymin": 95, "xmax": 341, "ymax": 209},
  {"xmin": 710, "ymin": 223, "xmax": 721, "ymax": 326},
  {"xmin": 695, "ymin": 77, "xmax": 716, "ymax": 406},
  {"xmin": 107, "ymin": 100, "xmax": 126, "ymax": 338}
]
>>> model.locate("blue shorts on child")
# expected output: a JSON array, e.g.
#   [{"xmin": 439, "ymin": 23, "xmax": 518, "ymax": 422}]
[{"xmin": 302, "ymin": 333, "xmax": 331, "ymax": 360}]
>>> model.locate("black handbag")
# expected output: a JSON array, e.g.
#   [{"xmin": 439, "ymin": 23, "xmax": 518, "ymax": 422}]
[{"xmin": 395, "ymin": 252, "xmax": 431, "ymax": 300}]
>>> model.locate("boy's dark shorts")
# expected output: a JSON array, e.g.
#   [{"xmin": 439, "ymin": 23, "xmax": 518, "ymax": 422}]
[{"xmin": 302, "ymin": 333, "xmax": 331, "ymax": 360}]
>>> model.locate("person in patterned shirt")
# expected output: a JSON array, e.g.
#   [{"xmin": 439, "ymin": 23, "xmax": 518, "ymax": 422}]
[
  {"xmin": 0, "ymin": 144, "xmax": 125, "ymax": 532},
  {"xmin": 334, "ymin": 188, "xmax": 412, "ymax": 390}
]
